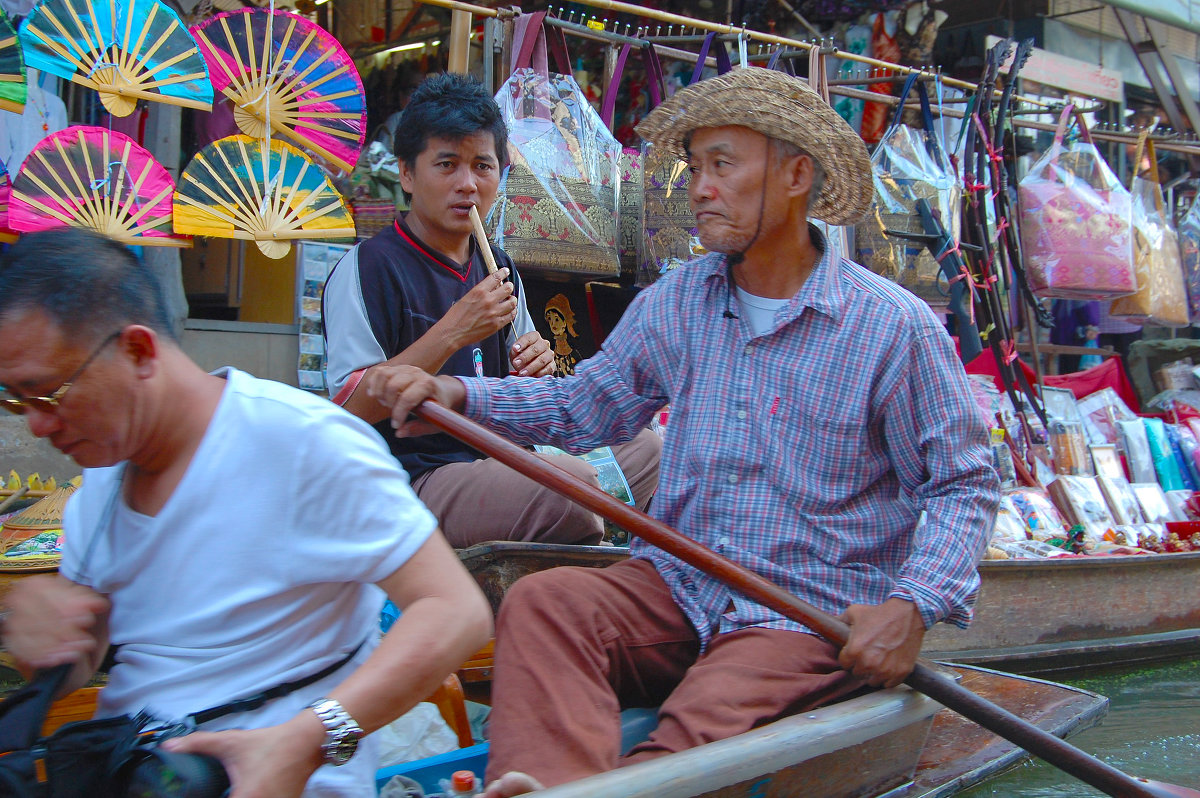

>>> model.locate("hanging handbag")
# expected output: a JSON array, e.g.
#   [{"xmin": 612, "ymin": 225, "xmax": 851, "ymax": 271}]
[
  {"xmin": 1180, "ymin": 193, "xmax": 1200, "ymax": 323},
  {"xmin": 600, "ymin": 43, "xmax": 663, "ymax": 283},
  {"xmin": 637, "ymin": 34, "xmax": 730, "ymax": 286},
  {"xmin": 855, "ymin": 72, "xmax": 961, "ymax": 308},
  {"xmin": 489, "ymin": 12, "xmax": 622, "ymax": 279},
  {"xmin": 1017, "ymin": 105, "xmax": 1136, "ymax": 300},
  {"xmin": 1110, "ymin": 135, "xmax": 1189, "ymax": 326}
]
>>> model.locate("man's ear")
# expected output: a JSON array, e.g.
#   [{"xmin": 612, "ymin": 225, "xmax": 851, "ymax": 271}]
[
  {"xmin": 118, "ymin": 326, "xmax": 159, "ymax": 377},
  {"xmin": 784, "ymin": 153, "xmax": 815, "ymax": 199},
  {"xmin": 398, "ymin": 158, "xmax": 416, "ymax": 196}
]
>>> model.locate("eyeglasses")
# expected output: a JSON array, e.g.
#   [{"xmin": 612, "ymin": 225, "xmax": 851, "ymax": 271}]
[{"xmin": 0, "ymin": 331, "xmax": 122, "ymax": 416}]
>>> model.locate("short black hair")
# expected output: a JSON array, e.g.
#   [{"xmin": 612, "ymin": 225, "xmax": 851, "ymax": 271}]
[
  {"xmin": 393, "ymin": 73, "xmax": 509, "ymax": 202},
  {"xmin": 0, "ymin": 228, "xmax": 176, "ymax": 342}
]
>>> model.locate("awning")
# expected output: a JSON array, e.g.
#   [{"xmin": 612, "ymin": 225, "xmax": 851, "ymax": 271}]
[{"xmin": 1099, "ymin": 0, "xmax": 1200, "ymax": 36}]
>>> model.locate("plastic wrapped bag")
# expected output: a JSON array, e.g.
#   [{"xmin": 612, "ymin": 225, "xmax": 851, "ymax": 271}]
[
  {"xmin": 855, "ymin": 73, "xmax": 960, "ymax": 308},
  {"xmin": 1179, "ymin": 194, "xmax": 1200, "ymax": 323},
  {"xmin": 489, "ymin": 12, "xmax": 621, "ymax": 278},
  {"xmin": 1110, "ymin": 137, "xmax": 1189, "ymax": 326},
  {"xmin": 1018, "ymin": 105, "xmax": 1135, "ymax": 300},
  {"xmin": 376, "ymin": 702, "xmax": 459, "ymax": 769}
]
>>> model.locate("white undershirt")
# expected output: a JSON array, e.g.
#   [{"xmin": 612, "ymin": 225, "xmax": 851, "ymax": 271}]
[{"xmin": 734, "ymin": 286, "xmax": 790, "ymax": 337}]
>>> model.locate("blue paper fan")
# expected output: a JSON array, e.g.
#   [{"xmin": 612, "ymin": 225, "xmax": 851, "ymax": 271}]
[{"xmin": 19, "ymin": 0, "xmax": 213, "ymax": 117}]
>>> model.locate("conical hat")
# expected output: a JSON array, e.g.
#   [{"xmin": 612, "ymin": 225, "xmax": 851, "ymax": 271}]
[{"xmin": 1, "ymin": 483, "xmax": 74, "ymax": 549}]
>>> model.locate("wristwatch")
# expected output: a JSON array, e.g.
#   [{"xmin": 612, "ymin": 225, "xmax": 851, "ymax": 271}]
[{"xmin": 308, "ymin": 698, "xmax": 364, "ymax": 766}]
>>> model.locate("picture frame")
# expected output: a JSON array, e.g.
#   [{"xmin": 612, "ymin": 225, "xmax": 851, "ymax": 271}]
[
  {"xmin": 1097, "ymin": 475, "xmax": 1144, "ymax": 526},
  {"xmin": 1131, "ymin": 482, "xmax": 1177, "ymax": 524},
  {"xmin": 1089, "ymin": 444, "xmax": 1124, "ymax": 480},
  {"xmin": 1040, "ymin": 386, "xmax": 1085, "ymax": 428},
  {"xmin": 1048, "ymin": 475, "xmax": 1115, "ymax": 546}
]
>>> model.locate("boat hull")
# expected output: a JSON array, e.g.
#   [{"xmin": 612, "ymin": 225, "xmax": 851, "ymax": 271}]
[{"xmin": 459, "ymin": 543, "xmax": 1200, "ymax": 674}]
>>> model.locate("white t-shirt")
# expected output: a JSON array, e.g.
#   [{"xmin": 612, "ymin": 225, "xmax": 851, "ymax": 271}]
[
  {"xmin": 60, "ymin": 368, "xmax": 437, "ymax": 796},
  {"xmin": 734, "ymin": 285, "xmax": 790, "ymax": 337}
]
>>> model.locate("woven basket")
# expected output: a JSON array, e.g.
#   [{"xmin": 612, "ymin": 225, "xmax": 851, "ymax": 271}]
[{"xmin": 350, "ymin": 198, "xmax": 396, "ymax": 240}]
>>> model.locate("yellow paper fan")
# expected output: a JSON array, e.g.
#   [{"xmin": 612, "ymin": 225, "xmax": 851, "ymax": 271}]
[
  {"xmin": 19, "ymin": 0, "xmax": 213, "ymax": 117},
  {"xmin": 174, "ymin": 134, "xmax": 355, "ymax": 259}
]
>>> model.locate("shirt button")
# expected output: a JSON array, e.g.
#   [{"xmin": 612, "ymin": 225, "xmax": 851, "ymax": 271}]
[
  {"xmin": 720, "ymin": 536, "xmax": 731, "ymax": 546},
  {"xmin": 727, "ymin": 474, "xmax": 739, "ymax": 484},
  {"xmin": 744, "ymin": 345, "xmax": 754, "ymax": 355},
  {"xmin": 736, "ymin": 410, "xmax": 747, "ymax": 420}
]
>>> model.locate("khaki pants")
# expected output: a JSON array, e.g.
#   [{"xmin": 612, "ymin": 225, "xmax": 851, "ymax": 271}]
[
  {"xmin": 484, "ymin": 558, "xmax": 865, "ymax": 787},
  {"xmin": 412, "ymin": 428, "xmax": 661, "ymax": 548}
]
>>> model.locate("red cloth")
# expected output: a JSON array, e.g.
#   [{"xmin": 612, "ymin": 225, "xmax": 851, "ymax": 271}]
[{"xmin": 964, "ymin": 351, "xmax": 1140, "ymax": 412}]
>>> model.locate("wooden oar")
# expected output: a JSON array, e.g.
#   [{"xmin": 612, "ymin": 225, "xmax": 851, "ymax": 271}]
[{"xmin": 414, "ymin": 399, "xmax": 1200, "ymax": 798}]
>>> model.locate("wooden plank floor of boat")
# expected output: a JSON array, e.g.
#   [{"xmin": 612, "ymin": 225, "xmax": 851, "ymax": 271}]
[{"xmin": 908, "ymin": 664, "xmax": 1108, "ymax": 797}]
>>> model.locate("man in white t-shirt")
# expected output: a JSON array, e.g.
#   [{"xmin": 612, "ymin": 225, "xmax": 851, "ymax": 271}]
[{"xmin": 0, "ymin": 229, "xmax": 492, "ymax": 797}]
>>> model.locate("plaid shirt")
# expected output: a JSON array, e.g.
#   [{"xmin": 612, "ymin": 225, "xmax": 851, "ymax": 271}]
[{"xmin": 461, "ymin": 242, "xmax": 999, "ymax": 648}]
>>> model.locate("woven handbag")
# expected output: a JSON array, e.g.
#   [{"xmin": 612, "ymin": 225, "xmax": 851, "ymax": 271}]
[
  {"xmin": 637, "ymin": 35, "xmax": 730, "ymax": 286},
  {"xmin": 1110, "ymin": 135, "xmax": 1189, "ymax": 326},
  {"xmin": 489, "ymin": 12, "xmax": 621, "ymax": 279}
]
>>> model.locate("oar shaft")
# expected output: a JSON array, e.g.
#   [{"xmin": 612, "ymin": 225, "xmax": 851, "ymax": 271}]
[{"xmin": 415, "ymin": 400, "xmax": 1174, "ymax": 798}]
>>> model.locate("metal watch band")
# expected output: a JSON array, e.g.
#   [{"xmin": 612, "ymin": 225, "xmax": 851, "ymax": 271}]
[{"xmin": 308, "ymin": 697, "xmax": 364, "ymax": 766}]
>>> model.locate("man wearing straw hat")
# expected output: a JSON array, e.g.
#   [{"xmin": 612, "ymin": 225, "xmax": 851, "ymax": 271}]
[
  {"xmin": 323, "ymin": 72, "xmax": 661, "ymax": 550},
  {"xmin": 0, "ymin": 229, "xmax": 492, "ymax": 797},
  {"xmin": 366, "ymin": 67, "xmax": 999, "ymax": 795}
]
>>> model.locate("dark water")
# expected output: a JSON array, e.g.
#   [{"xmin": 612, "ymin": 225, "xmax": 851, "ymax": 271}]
[{"xmin": 957, "ymin": 658, "xmax": 1200, "ymax": 796}]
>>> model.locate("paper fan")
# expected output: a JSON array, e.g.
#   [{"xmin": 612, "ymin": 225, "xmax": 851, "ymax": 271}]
[
  {"xmin": 19, "ymin": 0, "xmax": 213, "ymax": 117},
  {"xmin": 174, "ymin": 134, "xmax": 355, "ymax": 259},
  {"xmin": 0, "ymin": 10, "xmax": 26, "ymax": 114},
  {"xmin": 192, "ymin": 9, "xmax": 365, "ymax": 172},
  {"xmin": 11, "ymin": 125, "xmax": 187, "ymax": 246},
  {"xmin": 0, "ymin": 158, "xmax": 17, "ymax": 243}
]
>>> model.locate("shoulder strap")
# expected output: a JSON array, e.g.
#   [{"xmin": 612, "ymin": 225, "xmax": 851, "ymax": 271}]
[
  {"xmin": 0, "ymin": 665, "xmax": 72, "ymax": 751},
  {"xmin": 186, "ymin": 642, "xmax": 363, "ymax": 727}
]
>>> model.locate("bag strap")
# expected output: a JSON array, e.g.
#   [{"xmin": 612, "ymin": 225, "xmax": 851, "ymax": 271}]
[
  {"xmin": 512, "ymin": 11, "xmax": 571, "ymax": 77},
  {"xmin": 600, "ymin": 43, "xmax": 665, "ymax": 130},
  {"xmin": 690, "ymin": 32, "xmax": 732, "ymax": 85},
  {"xmin": 808, "ymin": 46, "xmax": 829, "ymax": 103},
  {"xmin": 766, "ymin": 45, "xmax": 795, "ymax": 75},
  {"xmin": 185, "ymin": 642, "xmax": 363, "ymax": 727},
  {"xmin": 0, "ymin": 664, "xmax": 73, "ymax": 751}
]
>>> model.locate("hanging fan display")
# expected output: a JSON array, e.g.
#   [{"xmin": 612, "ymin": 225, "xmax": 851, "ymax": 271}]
[
  {"xmin": 192, "ymin": 9, "xmax": 365, "ymax": 172},
  {"xmin": 0, "ymin": 10, "xmax": 26, "ymax": 114},
  {"xmin": 10, "ymin": 125, "xmax": 187, "ymax": 246},
  {"xmin": 18, "ymin": 0, "xmax": 213, "ymax": 117},
  {"xmin": 174, "ymin": 134, "xmax": 355, "ymax": 259},
  {"xmin": 0, "ymin": 158, "xmax": 18, "ymax": 243}
]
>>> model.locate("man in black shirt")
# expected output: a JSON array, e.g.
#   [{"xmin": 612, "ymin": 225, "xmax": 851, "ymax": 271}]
[{"xmin": 323, "ymin": 74, "xmax": 660, "ymax": 548}]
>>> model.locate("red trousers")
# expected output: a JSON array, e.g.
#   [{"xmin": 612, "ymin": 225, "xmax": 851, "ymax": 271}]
[{"xmin": 484, "ymin": 558, "xmax": 864, "ymax": 787}]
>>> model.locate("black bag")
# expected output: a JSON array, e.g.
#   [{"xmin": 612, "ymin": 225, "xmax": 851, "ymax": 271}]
[{"xmin": 0, "ymin": 664, "xmax": 141, "ymax": 798}]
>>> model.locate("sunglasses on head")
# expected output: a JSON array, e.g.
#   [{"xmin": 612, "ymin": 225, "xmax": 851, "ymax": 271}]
[{"xmin": 0, "ymin": 331, "xmax": 122, "ymax": 416}]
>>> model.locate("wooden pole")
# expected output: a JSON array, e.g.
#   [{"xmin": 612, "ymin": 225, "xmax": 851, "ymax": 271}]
[{"xmin": 448, "ymin": 8, "xmax": 472, "ymax": 73}]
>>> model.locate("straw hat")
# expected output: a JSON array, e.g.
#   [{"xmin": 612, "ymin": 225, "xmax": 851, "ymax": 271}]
[
  {"xmin": 1, "ymin": 483, "xmax": 74, "ymax": 551},
  {"xmin": 635, "ymin": 68, "xmax": 873, "ymax": 227}
]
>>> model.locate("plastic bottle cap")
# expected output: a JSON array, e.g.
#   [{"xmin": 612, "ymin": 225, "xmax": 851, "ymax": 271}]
[{"xmin": 451, "ymin": 770, "xmax": 477, "ymax": 791}]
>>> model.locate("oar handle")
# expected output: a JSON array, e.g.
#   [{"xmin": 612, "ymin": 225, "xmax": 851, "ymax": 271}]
[{"xmin": 415, "ymin": 400, "xmax": 1180, "ymax": 798}]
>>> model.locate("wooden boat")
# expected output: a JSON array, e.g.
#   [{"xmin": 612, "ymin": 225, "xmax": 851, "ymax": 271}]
[
  {"xmin": 383, "ymin": 663, "xmax": 1107, "ymax": 798},
  {"xmin": 458, "ymin": 542, "xmax": 1200, "ymax": 675}
]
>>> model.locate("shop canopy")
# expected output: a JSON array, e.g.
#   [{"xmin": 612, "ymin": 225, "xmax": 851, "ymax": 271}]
[{"xmin": 1100, "ymin": 0, "xmax": 1200, "ymax": 36}]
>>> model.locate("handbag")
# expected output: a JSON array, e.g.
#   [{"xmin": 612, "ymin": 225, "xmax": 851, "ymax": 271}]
[
  {"xmin": 1180, "ymin": 194, "xmax": 1200, "ymax": 323},
  {"xmin": 600, "ymin": 43, "xmax": 662, "ymax": 282},
  {"xmin": 1017, "ymin": 105, "xmax": 1136, "ymax": 300},
  {"xmin": 637, "ymin": 34, "xmax": 729, "ymax": 286},
  {"xmin": 855, "ymin": 72, "xmax": 961, "ymax": 308},
  {"xmin": 1110, "ymin": 135, "xmax": 1189, "ymax": 326},
  {"xmin": 489, "ymin": 12, "xmax": 622, "ymax": 279},
  {"xmin": 0, "ymin": 642, "xmax": 362, "ymax": 797}
]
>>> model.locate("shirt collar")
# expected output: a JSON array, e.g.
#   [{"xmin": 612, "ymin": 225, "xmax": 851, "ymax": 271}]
[{"xmin": 701, "ymin": 224, "xmax": 848, "ymax": 323}]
